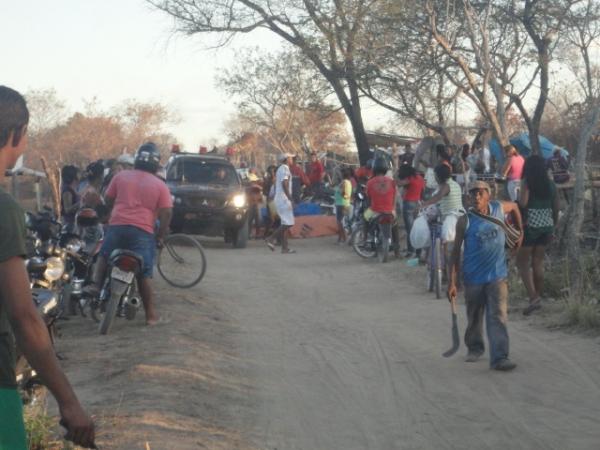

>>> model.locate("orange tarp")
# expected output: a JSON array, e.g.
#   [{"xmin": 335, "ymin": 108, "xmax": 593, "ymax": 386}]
[{"xmin": 290, "ymin": 215, "xmax": 338, "ymax": 238}]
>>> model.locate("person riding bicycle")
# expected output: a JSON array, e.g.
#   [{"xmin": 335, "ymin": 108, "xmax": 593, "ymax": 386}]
[
  {"xmin": 364, "ymin": 158, "xmax": 400, "ymax": 255},
  {"xmin": 420, "ymin": 164, "xmax": 465, "ymax": 279},
  {"xmin": 87, "ymin": 142, "xmax": 173, "ymax": 326}
]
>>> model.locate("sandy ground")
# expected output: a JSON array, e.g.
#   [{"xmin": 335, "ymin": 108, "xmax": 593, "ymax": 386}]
[{"xmin": 54, "ymin": 237, "xmax": 600, "ymax": 450}]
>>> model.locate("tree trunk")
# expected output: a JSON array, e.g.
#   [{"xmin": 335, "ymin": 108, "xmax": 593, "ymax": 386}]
[
  {"xmin": 565, "ymin": 103, "xmax": 600, "ymax": 301},
  {"xmin": 329, "ymin": 76, "xmax": 371, "ymax": 166}
]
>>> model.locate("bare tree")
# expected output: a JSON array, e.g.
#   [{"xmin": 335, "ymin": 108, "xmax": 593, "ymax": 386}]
[
  {"xmin": 25, "ymin": 88, "xmax": 68, "ymax": 135},
  {"xmin": 218, "ymin": 49, "xmax": 350, "ymax": 164},
  {"xmin": 147, "ymin": 0, "xmax": 392, "ymax": 165},
  {"xmin": 561, "ymin": 0, "xmax": 600, "ymax": 300}
]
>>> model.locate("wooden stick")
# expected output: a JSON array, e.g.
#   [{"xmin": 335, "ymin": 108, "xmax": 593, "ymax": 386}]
[{"xmin": 40, "ymin": 156, "xmax": 61, "ymax": 217}]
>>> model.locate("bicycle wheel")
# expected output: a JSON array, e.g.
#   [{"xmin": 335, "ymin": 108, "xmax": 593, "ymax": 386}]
[
  {"xmin": 157, "ymin": 234, "xmax": 207, "ymax": 288},
  {"xmin": 434, "ymin": 238, "xmax": 443, "ymax": 299}
]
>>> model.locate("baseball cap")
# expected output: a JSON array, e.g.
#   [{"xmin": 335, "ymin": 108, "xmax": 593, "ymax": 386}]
[
  {"xmin": 468, "ymin": 180, "xmax": 491, "ymax": 192},
  {"xmin": 278, "ymin": 153, "xmax": 293, "ymax": 162}
]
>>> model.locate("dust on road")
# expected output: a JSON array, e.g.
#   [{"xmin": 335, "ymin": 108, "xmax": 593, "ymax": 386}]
[{"xmin": 56, "ymin": 237, "xmax": 600, "ymax": 450}]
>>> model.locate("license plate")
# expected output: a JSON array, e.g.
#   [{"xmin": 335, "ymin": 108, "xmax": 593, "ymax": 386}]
[{"xmin": 112, "ymin": 267, "xmax": 134, "ymax": 284}]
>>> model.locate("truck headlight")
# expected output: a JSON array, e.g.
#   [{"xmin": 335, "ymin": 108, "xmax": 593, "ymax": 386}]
[
  {"xmin": 44, "ymin": 257, "xmax": 65, "ymax": 282},
  {"xmin": 232, "ymin": 194, "xmax": 246, "ymax": 208}
]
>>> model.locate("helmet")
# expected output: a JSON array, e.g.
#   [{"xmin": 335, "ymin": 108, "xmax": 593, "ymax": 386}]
[
  {"xmin": 134, "ymin": 142, "xmax": 161, "ymax": 173},
  {"xmin": 372, "ymin": 158, "xmax": 388, "ymax": 176}
]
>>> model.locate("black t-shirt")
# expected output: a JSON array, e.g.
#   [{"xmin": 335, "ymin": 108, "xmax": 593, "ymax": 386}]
[{"xmin": 0, "ymin": 187, "xmax": 27, "ymax": 388}]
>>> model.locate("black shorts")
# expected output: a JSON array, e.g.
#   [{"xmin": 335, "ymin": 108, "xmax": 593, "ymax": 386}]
[
  {"xmin": 522, "ymin": 231, "xmax": 552, "ymax": 247},
  {"xmin": 336, "ymin": 205, "xmax": 349, "ymax": 222}
]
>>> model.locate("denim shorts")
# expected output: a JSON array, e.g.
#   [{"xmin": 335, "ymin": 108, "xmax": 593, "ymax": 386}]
[{"xmin": 100, "ymin": 225, "xmax": 156, "ymax": 278}]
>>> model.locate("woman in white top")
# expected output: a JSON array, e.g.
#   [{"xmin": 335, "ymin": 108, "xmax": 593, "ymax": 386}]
[{"xmin": 266, "ymin": 153, "xmax": 296, "ymax": 254}]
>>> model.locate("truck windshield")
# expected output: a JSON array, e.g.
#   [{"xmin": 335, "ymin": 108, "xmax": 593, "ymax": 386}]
[{"xmin": 168, "ymin": 160, "xmax": 237, "ymax": 185}]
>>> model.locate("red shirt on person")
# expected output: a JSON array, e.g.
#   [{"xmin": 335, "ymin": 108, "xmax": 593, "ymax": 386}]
[
  {"xmin": 366, "ymin": 175, "xmax": 397, "ymax": 213},
  {"xmin": 308, "ymin": 161, "xmax": 325, "ymax": 185},
  {"xmin": 355, "ymin": 166, "xmax": 373, "ymax": 181},
  {"xmin": 105, "ymin": 169, "xmax": 173, "ymax": 234},
  {"xmin": 402, "ymin": 174, "xmax": 425, "ymax": 202},
  {"xmin": 290, "ymin": 163, "xmax": 309, "ymax": 186}
]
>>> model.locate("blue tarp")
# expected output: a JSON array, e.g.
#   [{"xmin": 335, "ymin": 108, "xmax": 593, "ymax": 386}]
[{"xmin": 489, "ymin": 133, "xmax": 566, "ymax": 166}]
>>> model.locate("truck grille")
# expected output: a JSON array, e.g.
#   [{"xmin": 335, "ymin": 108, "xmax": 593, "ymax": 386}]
[{"xmin": 186, "ymin": 197, "xmax": 225, "ymax": 208}]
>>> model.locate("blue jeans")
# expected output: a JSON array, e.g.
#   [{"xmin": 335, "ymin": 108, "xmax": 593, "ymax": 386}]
[
  {"xmin": 100, "ymin": 225, "xmax": 156, "ymax": 278},
  {"xmin": 464, "ymin": 280, "xmax": 510, "ymax": 367},
  {"xmin": 402, "ymin": 201, "xmax": 418, "ymax": 252}
]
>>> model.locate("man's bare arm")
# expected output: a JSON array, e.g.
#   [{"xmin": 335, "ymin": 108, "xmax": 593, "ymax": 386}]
[
  {"xmin": 448, "ymin": 215, "xmax": 466, "ymax": 299},
  {"xmin": 157, "ymin": 207, "xmax": 173, "ymax": 243},
  {"xmin": 0, "ymin": 257, "xmax": 95, "ymax": 447}
]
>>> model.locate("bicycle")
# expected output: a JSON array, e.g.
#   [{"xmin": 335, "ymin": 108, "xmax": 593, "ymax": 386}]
[
  {"xmin": 157, "ymin": 234, "xmax": 207, "ymax": 288},
  {"xmin": 426, "ymin": 213, "xmax": 444, "ymax": 299}
]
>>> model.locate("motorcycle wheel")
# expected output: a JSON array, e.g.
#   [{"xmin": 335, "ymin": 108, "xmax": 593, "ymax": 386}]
[
  {"xmin": 98, "ymin": 279, "xmax": 127, "ymax": 335},
  {"xmin": 352, "ymin": 228, "xmax": 376, "ymax": 258}
]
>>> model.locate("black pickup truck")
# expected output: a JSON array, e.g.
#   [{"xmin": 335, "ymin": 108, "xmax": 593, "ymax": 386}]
[{"xmin": 165, "ymin": 154, "xmax": 249, "ymax": 248}]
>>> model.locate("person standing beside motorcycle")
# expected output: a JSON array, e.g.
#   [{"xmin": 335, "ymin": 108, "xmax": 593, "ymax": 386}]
[
  {"xmin": 90, "ymin": 142, "xmax": 173, "ymax": 325},
  {"xmin": 0, "ymin": 86, "xmax": 95, "ymax": 449}
]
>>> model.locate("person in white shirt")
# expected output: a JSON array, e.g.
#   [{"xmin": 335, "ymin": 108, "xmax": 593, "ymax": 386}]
[{"xmin": 266, "ymin": 153, "xmax": 296, "ymax": 254}]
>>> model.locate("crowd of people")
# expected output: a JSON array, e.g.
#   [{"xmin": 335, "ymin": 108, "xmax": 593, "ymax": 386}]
[
  {"xmin": 0, "ymin": 84, "xmax": 572, "ymax": 448},
  {"xmin": 257, "ymin": 139, "xmax": 567, "ymax": 373}
]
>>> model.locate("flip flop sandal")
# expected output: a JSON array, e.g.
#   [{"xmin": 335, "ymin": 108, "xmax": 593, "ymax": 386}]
[
  {"xmin": 281, "ymin": 249, "xmax": 297, "ymax": 254},
  {"xmin": 265, "ymin": 240, "xmax": 276, "ymax": 251},
  {"xmin": 523, "ymin": 299, "xmax": 542, "ymax": 316}
]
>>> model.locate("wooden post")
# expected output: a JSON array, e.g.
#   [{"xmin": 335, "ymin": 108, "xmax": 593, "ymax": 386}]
[{"xmin": 40, "ymin": 157, "xmax": 61, "ymax": 218}]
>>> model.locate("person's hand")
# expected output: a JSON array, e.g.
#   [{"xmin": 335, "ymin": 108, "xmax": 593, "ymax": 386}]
[
  {"xmin": 59, "ymin": 402, "xmax": 96, "ymax": 448},
  {"xmin": 447, "ymin": 283, "xmax": 457, "ymax": 303},
  {"xmin": 156, "ymin": 236, "xmax": 165, "ymax": 249}
]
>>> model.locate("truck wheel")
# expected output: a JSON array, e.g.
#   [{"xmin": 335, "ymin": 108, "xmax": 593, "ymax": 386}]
[{"xmin": 232, "ymin": 221, "xmax": 249, "ymax": 249}]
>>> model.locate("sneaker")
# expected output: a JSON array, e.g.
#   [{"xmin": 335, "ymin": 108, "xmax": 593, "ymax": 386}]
[
  {"xmin": 403, "ymin": 251, "xmax": 414, "ymax": 258},
  {"xmin": 493, "ymin": 358, "xmax": 517, "ymax": 371},
  {"xmin": 465, "ymin": 352, "xmax": 483, "ymax": 363}
]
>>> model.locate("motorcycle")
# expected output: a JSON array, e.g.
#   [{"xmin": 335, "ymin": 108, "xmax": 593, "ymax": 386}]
[
  {"xmin": 91, "ymin": 249, "xmax": 143, "ymax": 335},
  {"xmin": 352, "ymin": 213, "xmax": 398, "ymax": 263},
  {"xmin": 60, "ymin": 208, "xmax": 104, "ymax": 317},
  {"xmin": 16, "ymin": 278, "xmax": 61, "ymax": 403}
]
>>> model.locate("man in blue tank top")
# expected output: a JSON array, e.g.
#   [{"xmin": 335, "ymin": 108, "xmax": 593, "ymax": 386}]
[{"xmin": 448, "ymin": 181, "xmax": 523, "ymax": 371}]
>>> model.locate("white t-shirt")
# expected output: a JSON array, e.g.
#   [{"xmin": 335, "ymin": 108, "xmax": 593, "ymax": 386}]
[{"xmin": 275, "ymin": 164, "xmax": 292, "ymax": 200}]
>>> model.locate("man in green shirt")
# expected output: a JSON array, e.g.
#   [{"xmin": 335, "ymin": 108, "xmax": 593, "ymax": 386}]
[{"xmin": 0, "ymin": 86, "xmax": 95, "ymax": 449}]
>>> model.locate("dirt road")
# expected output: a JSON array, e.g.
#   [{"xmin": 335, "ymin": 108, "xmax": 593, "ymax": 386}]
[{"xmin": 57, "ymin": 237, "xmax": 600, "ymax": 449}]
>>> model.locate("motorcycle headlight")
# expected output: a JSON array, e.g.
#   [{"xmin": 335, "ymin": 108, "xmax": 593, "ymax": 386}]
[
  {"xmin": 44, "ymin": 257, "xmax": 65, "ymax": 282},
  {"xmin": 232, "ymin": 194, "xmax": 246, "ymax": 208},
  {"xmin": 65, "ymin": 239, "xmax": 83, "ymax": 254}
]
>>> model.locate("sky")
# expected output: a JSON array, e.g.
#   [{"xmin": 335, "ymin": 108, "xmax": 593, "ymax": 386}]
[{"xmin": 2, "ymin": 0, "xmax": 392, "ymax": 153}]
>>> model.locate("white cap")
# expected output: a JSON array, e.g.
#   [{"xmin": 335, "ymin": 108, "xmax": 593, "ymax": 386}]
[
  {"xmin": 117, "ymin": 153, "xmax": 135, "ymax": 165},
  {"xmin": 278, "ymin": 153, "xmax": 293, "ymax": 162}
]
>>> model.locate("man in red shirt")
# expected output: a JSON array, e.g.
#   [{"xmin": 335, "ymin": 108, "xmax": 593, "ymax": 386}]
[
  {"xmin": 307, "ymin": 152, "xmax": 325, "ymax": 188},
  {"xmin": 363, "ymin": 159, "xmax": 400, "ymax": 256},
  {"xmin": 290, "ymin": 156, "xmax": 309, "ymax": 203},
  {"xmin": 397, "ymin": 164, "xmax": 425, "ymax": 256},
  {"xmin": 365, "ymin": 159, "xmax": 396, "ymax": 218},
  {"xmin": 89, "ymin": 142, "xmax": 173, "ymax": 325}
]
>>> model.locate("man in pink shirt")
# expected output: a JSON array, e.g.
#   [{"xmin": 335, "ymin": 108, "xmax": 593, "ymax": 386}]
[{"xmin": 90, "ymin": 142, "xmax": 173, "ymax": 325}]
